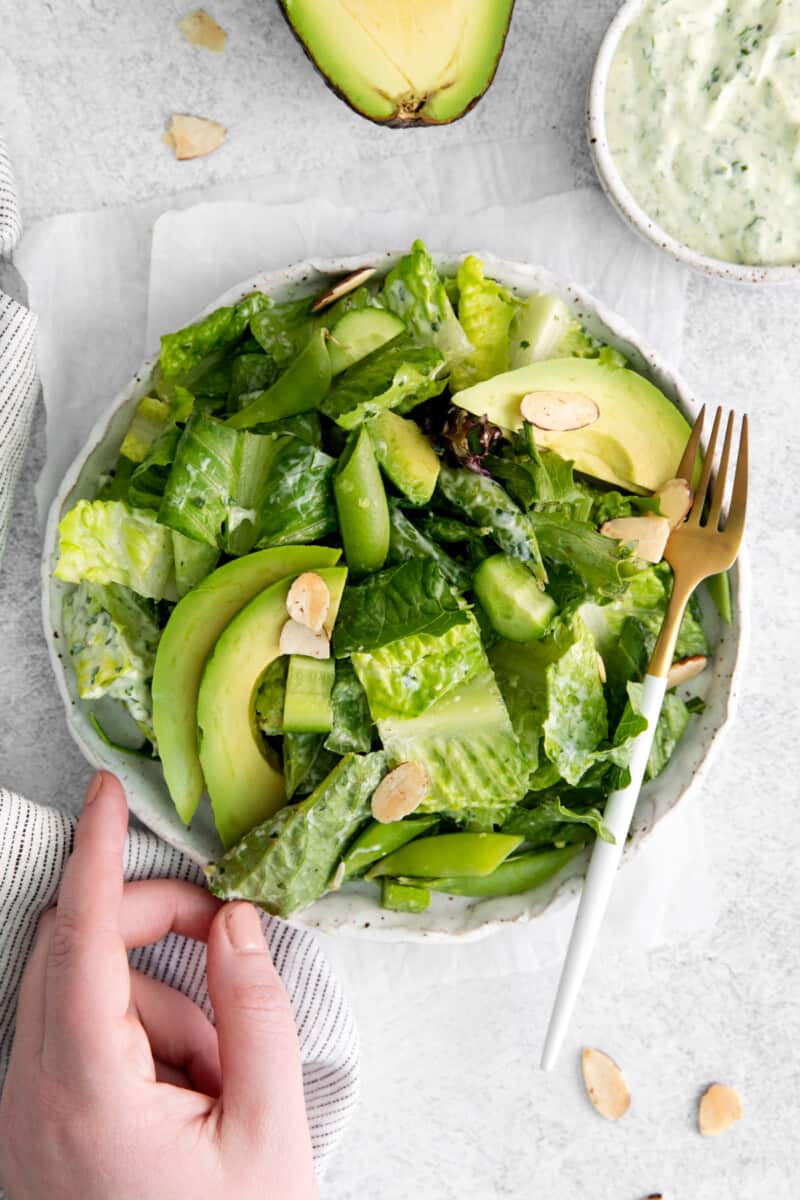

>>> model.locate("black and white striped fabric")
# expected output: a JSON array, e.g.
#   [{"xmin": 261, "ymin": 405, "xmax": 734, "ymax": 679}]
[{"xmin": 0, "ymin": 138, "xmax": 359, "ymax": 1175}]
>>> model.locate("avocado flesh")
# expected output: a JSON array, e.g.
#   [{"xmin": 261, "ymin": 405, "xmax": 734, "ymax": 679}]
[
  {"xmin": 152, "ymin": 545, "xmax": 340, "ymax": 828},
  {"xmin": 197, "ymin": 567, "xmax": 347, "ymax": 849},
  {"xmin": 281, "ymin": 0, "xmax": 515, "ymax": 126},
  {"xmin": 451, "ymin": 357, "xmax": 691, "ymax": 493}
]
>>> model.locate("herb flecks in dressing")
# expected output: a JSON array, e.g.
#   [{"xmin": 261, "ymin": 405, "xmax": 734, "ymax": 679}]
[{"xmin": 605, "ymin": 0, "xmax": 800, "ymax": 266}]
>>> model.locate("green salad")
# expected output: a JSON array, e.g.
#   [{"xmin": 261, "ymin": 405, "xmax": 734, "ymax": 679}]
[{"xmin": 54, "ymin": 240, "xmax": 725, "ymax": 919}]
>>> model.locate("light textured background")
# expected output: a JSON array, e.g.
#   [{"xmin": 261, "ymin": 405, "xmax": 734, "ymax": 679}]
[{"xmin": 1, "ymin": 2, "xmax": 799, "ymax": 1198}]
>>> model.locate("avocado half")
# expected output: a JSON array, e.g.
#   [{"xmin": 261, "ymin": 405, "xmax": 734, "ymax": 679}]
[{"xmin": 280, "ymin": 0, "xmax": 516, "ymax": 127}]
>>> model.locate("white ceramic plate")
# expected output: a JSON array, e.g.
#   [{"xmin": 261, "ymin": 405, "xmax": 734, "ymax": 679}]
[
  {"xmin": 587, "ymin": 0, "xmax": 800, "ymax": 285},
  {"xmin": 42, "ymin": 251, "xmax": 749, "ymax": 941}
]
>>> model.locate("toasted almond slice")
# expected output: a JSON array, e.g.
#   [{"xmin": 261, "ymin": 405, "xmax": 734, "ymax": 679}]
[
  {"xmin": 178, "ymin": 9, "xmax": 228, "ymax": 52},
  {"xmin": 655, "ymin": 477, "xmax": 693, "ymax": 529},
  {"xmin": 596, "ymin": 653, "xmax": 607, "ymax": 684},
  {"xmin": 166, "ymin": 114, "xmax": 226, "ymax": 160},
  {"xmin": 328, "ymin": 860, "xmax": 346, "ymax": 891},
  {"xmin": 600, "ymin": 515, "xmax": 670, "ymax": 564},
  {"xmin": 279, "ymin": 618, "xmax": 330, "ymax": 659},
  {"xmin": 667, "ymin": 654, "xmax": 708, "ymax": 689},
  {"xmin": 698, "ymin": 1083, "xmax": 742, "ymax": 1136},
  {"xmin": 310, "ymin": 267, "xmax": 377, "ymax": 313},
  {"xmin": 286, "ymin": 572, "xmax": 331, "ymax": 634},
  {"xmin": 581, "ymin": 1047, "xmax": 631, "ymax": 1120},
  {"xmin": 371, "ymin": 762, "xmax": 429, "ymax": 823},
  {"xmin": 521, "ymin": 390, "xmax": 599, "ymax": 432}
]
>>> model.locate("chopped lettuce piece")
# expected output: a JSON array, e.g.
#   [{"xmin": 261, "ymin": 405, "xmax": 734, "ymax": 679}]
[
  {"xmin": 325, "ymin": 661, "xmax": 373, "ymax": 755},
  {"xmin": 160, "ymin": 292, "xmax": 270, "ymax": 382},
  {"xmin": 224, "ymin": 430, "xmax": 279, "ymax": 556},
  {"xmin": 248, "ymin": 410, "xmax": 322, "ymax": 447},
  {"xmin": 120, "ymin": 396, "xmax": 171, "ymax": 464},
  {"xmin": 584, "ymin": 563, "xmax": 709, "ymax": 659},
  {"xmin": 375, "ymin": 670, "xmax": 530, "ymax": 826},
  {"xmin": 591, "ymin": 490, "xmax": 662, "ymax": 526},
  {"xmin": 383, "ymin": 241, "xmax": 472, "ymax": 368},
  {"xmin": 333, "ymin": 558, "xmax": 469, "ymax": 657},
  {"xmin": 256, "ymin": 438, "xmax": 337, "ymax": 548},
  {"xmin": 450, "ymin": 255, "xmax": 519, "ymax": 391},
  {"xmin": 320, "ymin": 336, "xmax": 447, "ymax": 429},
  {"xmin": 283, "ymin": 733, "xmax": 339, "ymax": 799},
  {"xmin": 353, "ymin": 616, "xmax": 486, "ymax": 719},
  {"xmin": 158, "ymin": 413, "xmax": 239, "ymax": 547},
  {"xmin": 128, "ymin": 425, "xmax": 183, "ymax": 511},
  {"xmin": 55, "ymin": 500, "xmax": 174, "ymax": 601},
  {"xmin": 228, "ymin": 353, "xmax": 279, "ymax": 407},
  {"xmin": 172, "ymin": 532, "xmax": 219, "ymax": 599},
  {"xmin": 509, "ymin": 293, "xmax": 627, "ymax": 368},
  {"xmin": 487, "ymin": 436, "xmax": 593, "ymax": 519},
  {"xmin": 529, "ymin": 510, "xmax": 639, "ymax": 599},
  {"xmin": 249, "ymin": 298, "xmax": 315, "ymax": 369},
  {"xmin": 543, "ymin": 617, "xmax": 608, "ymax": 785},
  {"xmin": 627, "ymin": 682, "xmax": 691, "ymax": 779},
  {"xmin": 63, "ymin": 581, "xmax": 161, "ymax": 742},
  {"xmin": 387, "ymin": 505, "xmax": 472, "ymax": 592},
  {"xmin": 490, "ymin": 636, "xmax": 561, "ymax": 776},
  {"xmin": 436, "ymin": 464, "xmax": 547, "ymax": 583},
  {"xmin": 255, "ymin": 657, "xmax": 288, "ymax": 737},
  {"xmin": 504, "ymin": 791, "xmax": 614, "ymax": 847},
  {"xmin": 206, "ymin": 752, "xmax": 388, "ymax": 916}
]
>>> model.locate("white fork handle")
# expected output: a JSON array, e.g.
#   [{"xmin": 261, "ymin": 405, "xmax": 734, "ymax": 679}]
[{"xmin": 540, "ymin": 672, "xmax": 668, "ymax": 1071}]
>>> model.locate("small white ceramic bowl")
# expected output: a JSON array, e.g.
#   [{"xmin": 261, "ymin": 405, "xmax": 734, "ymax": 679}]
[
  {"xmin": 42, "ymin": 251, "xmax": 749, "ymax": 941},
  {"xmin": 588, "ymin": 0, "xmax": 800, "ymax": 285}
]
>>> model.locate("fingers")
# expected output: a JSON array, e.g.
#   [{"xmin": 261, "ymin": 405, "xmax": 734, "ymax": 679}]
[
  {"xmin": 42, "ymin": 772, "xmax": 131, "ymax": 1078},
  {"xmin": 7, "ymin": 907, "xmax": 56, "ymax": 1062},
  {"xmin": 130, "ymin": 970, "xmax": 221, "ymax": 1098},
  {"xmin": 206, "ymin": 904, "xmax": 313, "ymax": 1165},
  {"xmin": 119, "ymin": 879, "xmax": 221, "ymax": 949}
]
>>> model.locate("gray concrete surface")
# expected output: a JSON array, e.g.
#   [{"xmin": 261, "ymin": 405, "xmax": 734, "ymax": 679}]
[{"xmin": 2, "ymin": 2, "xmax": 800, "ymax": 1197}]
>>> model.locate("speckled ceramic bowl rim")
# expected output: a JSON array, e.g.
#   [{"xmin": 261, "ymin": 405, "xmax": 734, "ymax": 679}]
[
  {"xmin": 587, "ymin": 0, "xmax": 800, "ymax": 286},
  {"xmin": 42, "ymin": 250, "xmax": 751, "ymax": 942}
]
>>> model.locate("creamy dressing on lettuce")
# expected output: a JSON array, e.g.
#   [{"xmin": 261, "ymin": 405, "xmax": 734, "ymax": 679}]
[{"xmin": 605, "ymin": 0, "xmax": 800, "ymax": 265}]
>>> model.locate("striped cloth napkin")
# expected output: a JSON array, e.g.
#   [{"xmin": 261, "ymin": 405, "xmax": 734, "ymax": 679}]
[{"xmin": 0, "ymin": 138, "xmax": 358, "ymax": 1175}]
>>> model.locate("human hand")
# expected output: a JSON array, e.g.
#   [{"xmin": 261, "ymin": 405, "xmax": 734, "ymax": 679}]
[{"xmin": 0, "ymin": 771, "xmax": 318, "ymax": 1200}]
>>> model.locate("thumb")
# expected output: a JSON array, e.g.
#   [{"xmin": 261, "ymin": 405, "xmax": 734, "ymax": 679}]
[{"xmin": 207, "ymin": 903, "xmax": 313, "ymax": 1165}]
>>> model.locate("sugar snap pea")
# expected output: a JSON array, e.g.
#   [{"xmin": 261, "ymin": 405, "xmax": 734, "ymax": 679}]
[
  {"xmin": 227, "ymin": 327, "xmax": 331, "ymax": 429},
  {"xmin": 365, "ymin": 832, "xmax": 523, "ymax": 880},
  {"xmin": 395, "ymin": 843, "xmax": 585, "ymax": 898},
  {"xmin": 381, "ymin": 879, "xmax": 431, "ymax": 913},
  {"xmin": 333, "ymin": 425, "xmax": 390, "ymax": 575},
  {"xmin": 342, "ymin": 815, "xmax": 439, "ymax": 879}
]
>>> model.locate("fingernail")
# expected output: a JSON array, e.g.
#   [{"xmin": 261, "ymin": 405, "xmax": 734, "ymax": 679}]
[
  {"xmin": 224, "ymin": 903, "xmax": 265, "ymax": 953},
  {"xmin": 84, "ymin": 771, "xmax": 105, "ymax": 807}
]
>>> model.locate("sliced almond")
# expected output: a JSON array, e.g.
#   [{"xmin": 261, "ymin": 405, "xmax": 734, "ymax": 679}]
[
  {"xmin": 581, "ymin": 1047, "xmax": 631, "ymax": 1120},
  {"xmin": 286, "ymin": 572, "xmax": 331, "ymax": 634},
  {"xmin": 165, "ymin": 114, "xmax": 226, "ymax": 160},
  {"xmin": 600, "ymin": 515, "xmax": 671, "ymax": 564},
  {"xmin": 178, "ymin": 9, "xmax": 228, "ymax": 52},
  {"xmin": 596, "ymin": 653, "xmax": 607, "ymax": 684},
  {"xmin": 279, "ymin": 618, "xmax": 330, "ymax": 659},
  {"xmin": 371, "ymin": 762, "xmax": 429, "ymax": 823},
  {"xmin": 328, "ymin": 860, "xmax": 346, "ymax": 892},
  {"xmin": 655, "ymin": 477, "xmax": 693, "ymax": 529},
  {"xmin": 310, "ymin": 267, "xmax": 377, "ymax": 313},
  {"xmin": 520, "ymin": 390, "xmax": 599, "ymax": 432},
  {"xmin": 698, "ymin": 1083, "xmax": 742, "ymax": 1136},
  {"xmin": 667, "ymin": 655, "xmax": 708, "ymax": 689}
]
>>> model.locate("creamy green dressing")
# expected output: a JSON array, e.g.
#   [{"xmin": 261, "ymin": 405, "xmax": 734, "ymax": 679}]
[{"xmin": 605, "ymin": 0, "xmax": 800, "ymax": 265}]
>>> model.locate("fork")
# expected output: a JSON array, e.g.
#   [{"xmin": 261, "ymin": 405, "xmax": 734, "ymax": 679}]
[{"xmin": 540, "ymin": 405, "xmax": 749, "ymax": 1071}]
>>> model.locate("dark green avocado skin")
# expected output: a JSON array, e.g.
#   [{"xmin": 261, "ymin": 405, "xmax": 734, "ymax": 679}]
[{"xmin": 277, "ymin": 0, "xmax": 516, "ymax": 128}]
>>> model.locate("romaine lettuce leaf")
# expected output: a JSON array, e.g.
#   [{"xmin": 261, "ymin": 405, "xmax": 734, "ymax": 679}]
[
  {"xmin": 128, "ymin": 425, "xmax": 183, "ymax": 511},
  {"xmin": 206, "ymin": 752, "xmax": 388, "ymax": 915},
  {"xmin": 255, "ymin": 437, "xmax": 337, "ymax": 548},
  {"xmin": 249, "ymin": 298, "xmax": 316, "ymax": 369},
  {"xmin": 320, "ymin": 336, "xmax": 446, "ymax": 429},
  {"xmin": 333, "ymin": 558, "xmax": 469, "ymax": 656},
  {"xmin": 247, "ymin": 410, "xmax": 322, "ymax": 446},
  {"xmin": 388, "ymin": 505, "xmax": 472, "ymax": 592},
  {"xmin": 283, "ymin": 733, "xmax": 339, "ymax": 800},
  {"xmin": 584, "ymin": 563, "xmax": 710, "ymax": 659},
  {"xmin": 529, "ymin": 510, "xmax": 639, "ymax": 599},
  {"xmin": 228, "ymin": 353, "xmax": 278, "ymax": 407},
  {"xmin": 171, "ymin": 532, "xmax": 219, "ymax": 599},
  {"xmin": 627, "ymin": 681, "xmax": 691, "ymax": 779},
  {"xmin": 488, "ymin": 436, "xmax": 593, "ymax": 520},
  {"xmin": 543, "ymin": 617, "xmax": 608, "ymax": 785},
  {"xmin": 503, "ymin": 791, "xmax": 614, "ymax": 847},
  {"xmin": 436, "ymin": 464, "xmax": 547, "ymax": 583},
  {"xmin": 450, "ymin": 255, "xmax": 519, "ymax": 391},
  {"xmin": 160, "ymin": 292, "xmax": 270, "ymax": 382},
  {"xmin": 353, "ymin": 616, "xmax": 486, "ymax": 719},
  {"xmin": 55, "ymin": 500, "xmax": 174, "ymax": 601},
  {"xmin": 62, "ymin": 581, "xmax": 161, "ymax": 742},
  {"xmin": 120, "ymin": 396, "xmax": 171, "ymax": 464},
  {"xmin": 375, "ymin": 670, "xmax": 530, "ymax": 827},
  {"xmin": 255, "ymin": 657, "xmax": 288, "ymax": 737},
  {"xmin": 383, "ymin": 240, "xmax": 472, "ymax": 367},
  {"xmin": 325, "ymin": 661, "xmax": 373, "ymax": 755},
  {"xmin": 158, "ymin": 413, "xmax": 238, "ymax": 547}
]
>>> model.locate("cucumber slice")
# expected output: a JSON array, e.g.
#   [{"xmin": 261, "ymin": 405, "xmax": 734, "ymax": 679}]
[
  {"xmin": 473, "ymin": 554, "xmax": 556, "ymax": 642},
  {"xmin": 283, "ymin": 655, "xmax": 336, "ymax": 733},
  {"xmin": 328, "ymin": 309, "xmax": 405, "ymax": 375}
]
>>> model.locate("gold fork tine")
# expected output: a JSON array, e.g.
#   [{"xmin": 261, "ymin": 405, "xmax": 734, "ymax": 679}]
[
  {"xmin": 676, "ymin": 404, "xmax": 705, "ymax": 482},
  {"xmin": 724, "ymin": 414, "xmax": 749, "ymax": 542},
  {"xmin": 707, "ymin": 410, "xmax": 736, "ymax": 528},
  {"xmin": 687, "ymin": 405, "xmax": 722, "ymax": 524}
]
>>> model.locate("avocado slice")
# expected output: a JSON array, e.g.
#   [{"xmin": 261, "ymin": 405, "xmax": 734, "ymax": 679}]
[
  {"xmin": 280, "ymin": 0, "xmax": 515, "ymax": 127},
  {"xmin": 329, "ymin": 309, "xmax": 406, "ymax": 376},
  {"xmin": 152, "ymin": 545, "xmax": 340, "ymax": 827},
  {"xmin": 197, "ymin": 566, "xmax": 347, "ymax": 849},
  {"xmin": 367, "ymin": 409, "xmax": 440, "ymax": 505},
  {"xmin": 452, "ymin": 357, "xmax": 691, "ymax": 493}
]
